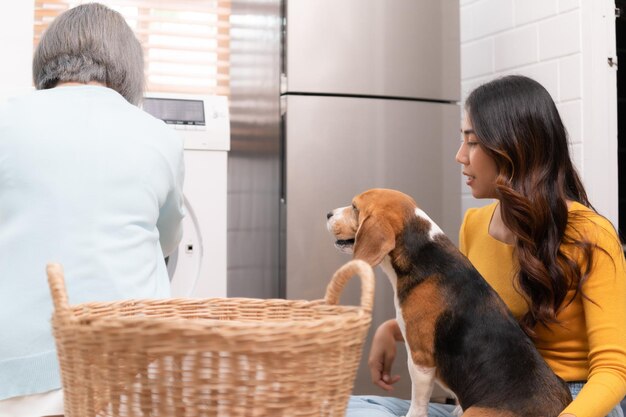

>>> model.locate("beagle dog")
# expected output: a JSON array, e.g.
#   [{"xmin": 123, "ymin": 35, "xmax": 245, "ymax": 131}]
[{"xmin": 327, "ymin": 189, "xmax": 571, "ymax": 417}]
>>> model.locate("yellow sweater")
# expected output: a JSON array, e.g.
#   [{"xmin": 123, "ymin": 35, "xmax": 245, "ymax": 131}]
[{"xmin": 459, "ymin": 202, "xmax": 626, "ymax": 417}]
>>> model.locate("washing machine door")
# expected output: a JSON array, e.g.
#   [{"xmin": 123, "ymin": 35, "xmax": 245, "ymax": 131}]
[{"xmin": 167, "ymin": 195, "xmax": 203, "ymax": 297}]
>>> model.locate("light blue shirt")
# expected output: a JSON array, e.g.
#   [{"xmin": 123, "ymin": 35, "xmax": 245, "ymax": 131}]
[{"xmin": 0, "ymin": 85, "xmax": 184, "ymax": 399}]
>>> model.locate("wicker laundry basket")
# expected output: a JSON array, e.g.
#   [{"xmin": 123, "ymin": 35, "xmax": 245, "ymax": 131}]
[{"xmin": 47, "ymin": 259, "xmax": 374, "ymax": 417}]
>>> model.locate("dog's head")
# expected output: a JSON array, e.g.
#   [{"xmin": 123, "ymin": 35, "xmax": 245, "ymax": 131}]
[{"xmin": 326, "ymin": 188, "xmax": 419, "ymax": 266}]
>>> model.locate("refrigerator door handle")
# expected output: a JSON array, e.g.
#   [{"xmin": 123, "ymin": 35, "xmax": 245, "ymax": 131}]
[{"xmin": 279, "ymin": 110, "xmax": 286, "ymax": 203}]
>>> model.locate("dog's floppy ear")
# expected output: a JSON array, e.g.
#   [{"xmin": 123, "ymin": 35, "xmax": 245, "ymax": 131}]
[{"xmin": 354, "ymin": 215, "xmax": 396, "ymax": 266}]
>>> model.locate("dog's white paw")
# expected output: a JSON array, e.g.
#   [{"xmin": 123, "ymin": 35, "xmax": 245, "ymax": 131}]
[{"xmin": 404, "ymin": 405, "xmax": 428, "ymax": 417}]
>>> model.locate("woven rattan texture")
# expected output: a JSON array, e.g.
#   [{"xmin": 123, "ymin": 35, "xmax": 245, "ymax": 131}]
[{"xmin": 47, "ymin": 260, "xmax": 374, "ymax": 417}]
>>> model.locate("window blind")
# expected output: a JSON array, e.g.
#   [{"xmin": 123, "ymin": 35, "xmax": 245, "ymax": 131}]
[{"xmin": 34, "ymin": 0, "xmax": 231, "ymax": 96}]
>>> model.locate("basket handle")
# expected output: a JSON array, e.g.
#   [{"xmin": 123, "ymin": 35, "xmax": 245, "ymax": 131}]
[
  {"xmin": 47, "ymin": 263, "xmax": 71, "ymax": 316},
  {"xmin": 324, "ymin": 259, "xmax": 375, "ymax": 313}
]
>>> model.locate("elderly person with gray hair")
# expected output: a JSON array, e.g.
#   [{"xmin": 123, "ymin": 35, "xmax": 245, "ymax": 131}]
[{"xmin": 0, "ymin": 3, "xmax": 184, "ymax": 415}]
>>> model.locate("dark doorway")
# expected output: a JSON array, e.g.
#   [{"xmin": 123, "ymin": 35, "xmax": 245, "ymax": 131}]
[
  {"xmin": 616, "ymin": 0, "xmax": 626, "ymax": 249},
  {"xmin": 614, "ymin": 6, "xmax": 626, "ymax": 416}
]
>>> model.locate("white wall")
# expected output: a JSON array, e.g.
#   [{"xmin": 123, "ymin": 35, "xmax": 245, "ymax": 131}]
[
  {"xmin": 0, "ymin": 0, "xmax": 35, "ymax": 102},
  {"xmin": 460, "ymin": 0, "xmax": 619, "ymax": 227}
]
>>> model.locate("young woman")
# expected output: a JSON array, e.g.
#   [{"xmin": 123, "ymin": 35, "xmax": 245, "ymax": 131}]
[
  {"xmin": 347, "ymin": 76, "xmax": 626, "ymax": 417},
  {"xmin": 0, "ymin": 4, "xmax": 184, "ymax": 416}
]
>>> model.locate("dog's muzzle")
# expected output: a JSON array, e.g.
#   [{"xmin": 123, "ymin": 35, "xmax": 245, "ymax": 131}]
[
  {"xmin": 327, "ymin": 208, "xmax": 356, "ymax": 253},
  {"xmin": 334, "ymin": 238, "xmax": 355, "ymax": 253}
]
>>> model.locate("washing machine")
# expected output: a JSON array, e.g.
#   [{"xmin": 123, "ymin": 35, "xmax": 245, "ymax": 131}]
[{"xmin": 142, "ymin": 94, "xmax": 229, "ymax": 298}]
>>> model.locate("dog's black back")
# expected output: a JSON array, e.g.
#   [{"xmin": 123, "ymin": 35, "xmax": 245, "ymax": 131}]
[{"xmin": 394, "ymin": 217, "xmax": 572, "ymax": 415}]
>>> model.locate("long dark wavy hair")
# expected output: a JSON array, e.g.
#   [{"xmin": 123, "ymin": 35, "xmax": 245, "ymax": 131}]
[{"xmin": 465, "ymin": 75, "xmax": 596, "ymax": 336}]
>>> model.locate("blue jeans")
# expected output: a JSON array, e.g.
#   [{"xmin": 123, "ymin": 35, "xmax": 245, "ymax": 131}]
[
  {"xmin": 346, "ymin": 396, "xmax": 455, "ymax": 417},
  {"xmin": 346, "ymin": 382, "xmax": 625, "ymax": 417}
]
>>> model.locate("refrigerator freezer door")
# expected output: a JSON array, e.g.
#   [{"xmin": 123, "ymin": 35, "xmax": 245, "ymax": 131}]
[
  {"xmin": 285, "ymin": 0, "xmax": 460, "ymax": 101},
  {"xmin": 285, "ymin": 95, "xmax": 460, "ymax": 396}
]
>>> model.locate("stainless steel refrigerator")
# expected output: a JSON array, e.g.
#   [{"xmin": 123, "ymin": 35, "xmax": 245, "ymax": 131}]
[{"xmin": 228, "ymin": 0, "xmax": 461, "ymax": 398}]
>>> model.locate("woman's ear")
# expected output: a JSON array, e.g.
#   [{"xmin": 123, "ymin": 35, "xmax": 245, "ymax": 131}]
[{"xmin": 353, "ymin": 215, "xmax": 395, "ymax": 266}]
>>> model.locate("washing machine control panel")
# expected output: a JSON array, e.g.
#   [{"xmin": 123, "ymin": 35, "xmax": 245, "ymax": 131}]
[{"xmin": 143, "ymin": 94, "xmax": 230, "ymax": 151}]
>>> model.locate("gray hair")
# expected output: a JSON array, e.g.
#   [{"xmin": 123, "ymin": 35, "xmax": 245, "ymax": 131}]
[{"xmin": 33, "ymin": 3, "xmax": 145, "ymax": 105}]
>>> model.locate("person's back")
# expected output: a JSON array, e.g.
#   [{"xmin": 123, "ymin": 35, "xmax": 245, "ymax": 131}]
[
  {"xmin": 0, "ymin": 3, "xmax": 184, "ymax": 414},
  {"xmin": 0, "ymin": 81, "xmax": 184, "ymax": 402}
]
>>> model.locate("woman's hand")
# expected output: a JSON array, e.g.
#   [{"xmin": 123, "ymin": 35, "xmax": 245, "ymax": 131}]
[{"xmin": 368, "ymin": 319, "xmax": 404, "ymax": 391}]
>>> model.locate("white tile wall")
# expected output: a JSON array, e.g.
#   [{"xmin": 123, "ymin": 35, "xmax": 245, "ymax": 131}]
[
  {"xmin": 494, "ymin": 26, "xmax": 537, "ymax": 71},
  {"xmin": 460, "ymin": 0, "xmax": 585, "ymax": 214},
  {"xmin": 559, "ymin": 0, "xmax": 580, "ymax": 13},
  {"xmin": 559, "ymin": 54, "xmax": 582, "ymax": 101},
  {"xmin": 537, "ymin": 11, "xmax": 580, "ymax": 60},
  {"xmin": 462, "ymin": 39, "xmax": 494, "ymax": 78},
  {"xmin": 514, "ymin": 0, "xmax": 558, "ymax": 26},
  {"xmin": 470, "ymin": 0, "xmax": 514, "ymax": 40},
  {"xmin": 570, "ymin": 143, "xmax": 583, "ymax": 175},
  {"xmin": 460, "ymin": 5, "xmax": 474, "ymax": 44},
  {"xmin": 557, "ymin": 101, "xmax": 583, "ymax": 144}
]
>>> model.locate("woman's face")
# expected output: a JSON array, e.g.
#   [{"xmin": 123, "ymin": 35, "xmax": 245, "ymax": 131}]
[{"xmin": 456, "ymin": 112, "xmax": 499, "ymax": 199}]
